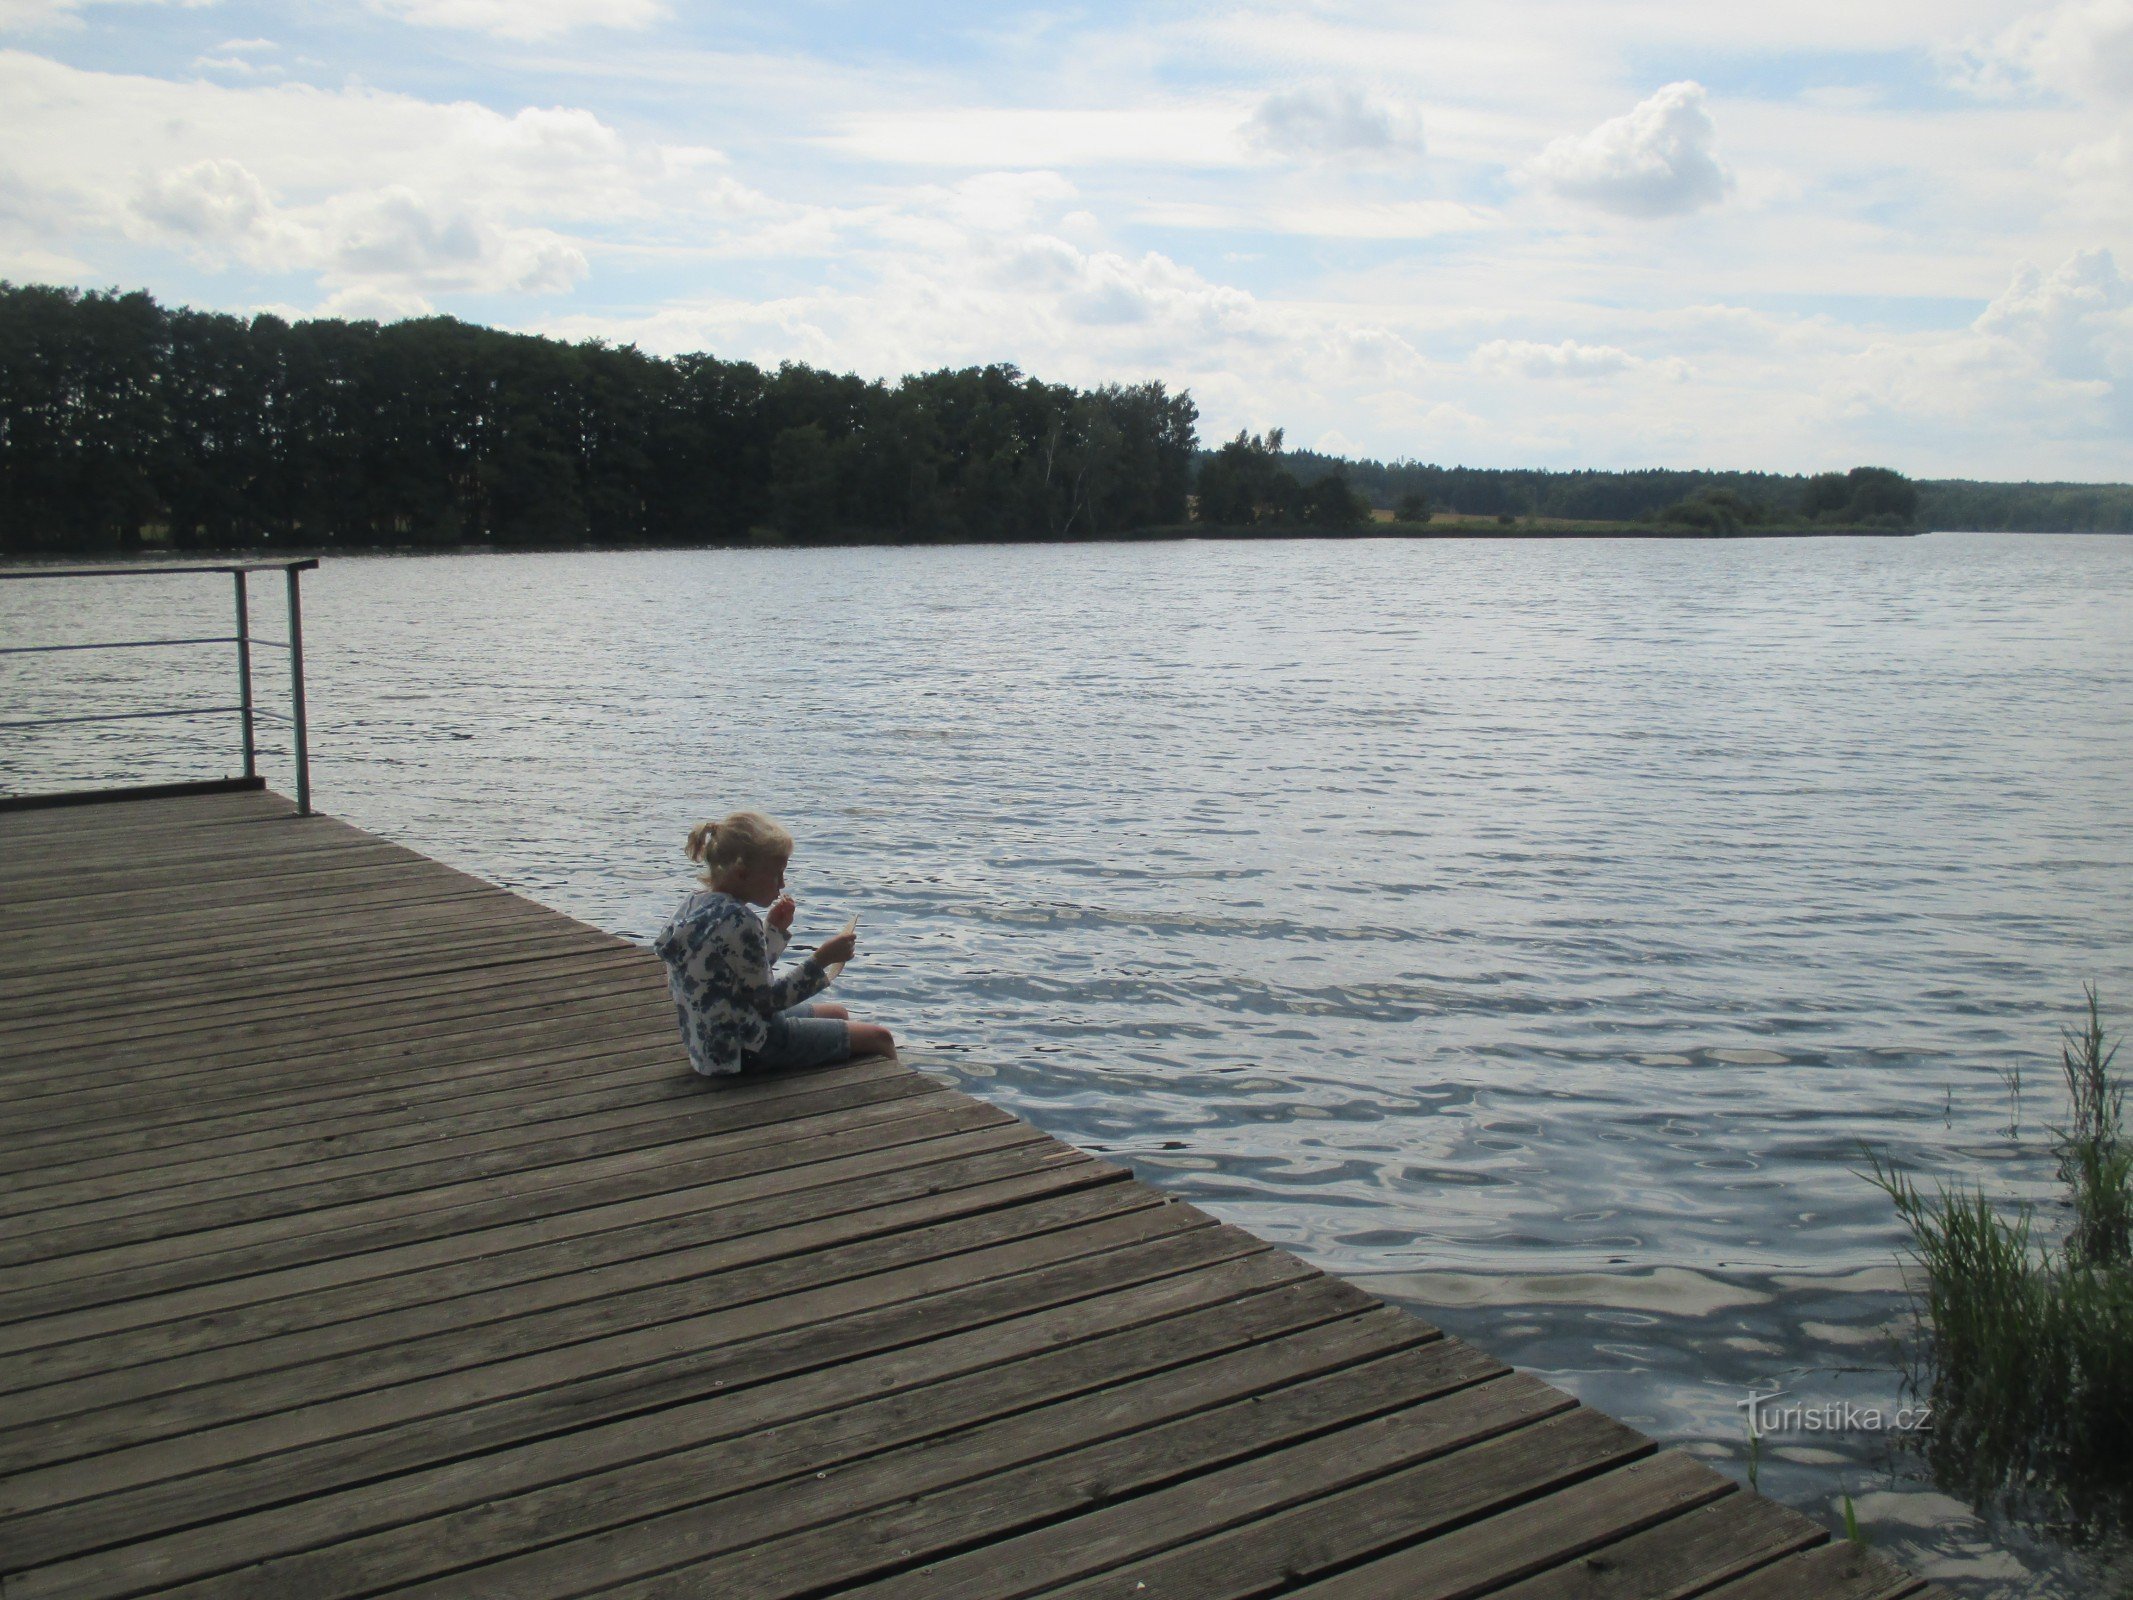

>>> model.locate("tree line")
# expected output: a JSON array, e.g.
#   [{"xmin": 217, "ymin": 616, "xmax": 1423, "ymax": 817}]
[
  {"xmin": 2, "ymin": 282, "xmax": 2127, "ymax": 552},
  {"xmin": 0, "ymin": 284, "xmax": 1197, "ymax": 552},
  {"xmin": 1278, "ymin": 450, "xmax": 2133, "ymax": 533}
]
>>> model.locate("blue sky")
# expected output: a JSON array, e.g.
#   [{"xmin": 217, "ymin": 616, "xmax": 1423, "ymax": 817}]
[{"xmin": 3, "ymin": 0, "xmax": 2130, "ymax": 478}]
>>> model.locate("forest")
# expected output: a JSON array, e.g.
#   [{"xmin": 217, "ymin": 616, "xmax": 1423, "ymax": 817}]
[
  {"xmin": 1, "ymin": 283, "xmax": 2127, "ymax": 552},
  {"xmin": 0, "ymin": 284, "xmax": 1197, "ymax": 551},
  {"xmin": 1277, "ymin": 449, "xmax": 2133, "ymax": 533}
]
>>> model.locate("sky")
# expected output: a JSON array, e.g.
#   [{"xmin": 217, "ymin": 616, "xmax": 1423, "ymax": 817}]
[{"xmin": 2, "ymin": 0, "xmax": 2130, "ymax": 480}]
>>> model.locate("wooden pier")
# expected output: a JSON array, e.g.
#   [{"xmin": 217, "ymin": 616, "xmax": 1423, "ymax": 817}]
[{"xmin": 0, "ymin": 786, "xmax": 1945, "ymax": 1598}]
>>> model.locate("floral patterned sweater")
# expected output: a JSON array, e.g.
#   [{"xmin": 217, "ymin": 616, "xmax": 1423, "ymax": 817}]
[{"xmin": 653, "ymin": 890, "xmax": 830, "ymax": 1076}]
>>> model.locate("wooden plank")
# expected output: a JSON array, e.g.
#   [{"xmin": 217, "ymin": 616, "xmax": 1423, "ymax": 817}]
[
  {"xmin": 0, "ymin": 965, "xmax": 667, "ymax": 1094},
  {"xmin": 619, "ymin": 1360, "xmax": 1578, "ymax": 1600},
  {"xmin": 0, "ymin": 915, "xmax": 630, "ymax": 1024},
  {"xmin": 0, "ymin": 989, "xmax": 665, "ymax": 1169},
  {"xmin": 1468, "ymin": 1486, "xmax": 1833, "ymax": 1600},
  {"xmin": 0, "ymin": 1143, "xmax": 1100, "ymax": 1425},
  {"xmin": 0, "ymin": 815, "xmax": 473, "ymax": 888},
  {"xmin": 0, "ymin": 1024, "xmax": 699, "ymax": 1177},
  {"xmin": 0, "ymin": 878, "xmax": 618, "ymax": 973},
  {"xmin": 0, "ymin": 942, "xmax": 649, "ymax": 1062},
  {"xmin": 4, "ymin": 1249, "xmax": 1338, "ymax": 1591},
  {"xmin": 0, "ymin": 1110, "xmax": 1064, "ymax": 1360},
  {"xmin": 0, "ymin": 887, "xmax": 624, "ymax": 990},
  {"xmin": 0, "ymin": 1067, "xmax": 962, "ymax": 1267},
  {"xmin": 0, "ymin": 1036, "xmax": 692, "ymax": 1193},
  {"xmin": 2, "ymin": 1049, "xmax": 844, "ymax": 1226},
  {"xmin": 0, "ymin": 958, "xmax": 659, "ymax": 1088},
  {"xmin": 0, "ymin": 1207, "xmax": 1251, "ymax": 1548},
  {"xmin": 1276, "ymin": 1455, "xmax": 1736, "ymax": 1599},
  {"xmin": 0, "ymin": 835, "xmax": 413, "ymax": 901},
  {"xmin": 0, "ymin": 1182, "xmax": 1186, "ymax": 1477},
  {"xmin": 0, "ymin": 1073, "xmax": 956, "ymax": 1318},
  {"xmin": 0, "ymin": 791, "xmax": 293, "ymax": 843},
  {"xmin": 1695, "ymin": 1543, "xmax": 1933, "ymax": 1600},
  {"xmin": 0, "ymin": 990, "xmax": 681, "ymax": 1135},
  {"xmin": 0, "ymin": 877, "xmax": 515, "ymax": 970},
  {"xmin": 0, "ymin": 1128, "xmax": 1079, "ymax": 1395},
  {"xmin": 1066, "ymin": 1451, "xmax": 1727, "ymax": 1600},
  {"xmin": 0, "ymin": 853, "xmax": 518, "ymax": 929},
  {"xmin": 316, "ymin": 1300, "xmax": 1448, "ymax": 1600}
]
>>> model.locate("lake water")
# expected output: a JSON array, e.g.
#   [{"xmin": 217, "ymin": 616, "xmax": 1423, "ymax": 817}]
[{"xmin": 6, "ymin": 533, "xmax": 2132, "ymax": 1594}]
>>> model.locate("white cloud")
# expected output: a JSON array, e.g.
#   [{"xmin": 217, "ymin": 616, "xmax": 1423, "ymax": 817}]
[
  {"xmin": 1974, "ymin": 247, "xmax": 2133, "ymax": 378},
  {"xmin": 1815, "ymin": 248, "xmax": 2132, "ymax": 474},
  {"xmin": 0, "ymin": 0, "xmax": 214, "ymax": 28},
  {"xmin": 127, "ymin": 158, "xmax": 591, "ymax": 294},
  {"xmin": 325, "ymin": 187, "xmax": 586, "ymax": 291},
  {"xmin": 1968, "ymin": 1, "xmax": 2133, "ymax": 104},
  {"xmin": 2065, "ymin": 129, "xmax": 2133, "ymax": 222},
  {"xmin": 316, "ymin": 282, "xmax": 436, "ymax": 322},
  {"xmin": 134, "ymin": 157, "xmax": 272, "ymax": 242},
  {"xmin": 1242, "ymin": 84, "xmax": 1423, "ymax": 163},
  {"xmin": 193, "ymin": 52, "xmax": 280, "ymax": 76},
  {"xmin": 0, "ymin": 53, "xmax": 837, "ymax": 305},
  {"xmin": 537, "ymin": 218, "xmax": 1283, "ymax": 402},
  {"xmin": 1471, "ymin": 338, "xmax": 1690, "ymax": 382},
  {"xmin": 367, "ymin": 0, "xmax": 664, "ymax": 42},
  {"xmin": 930, "ymin": 171, "xmax": 1080, "ymax": 233},
  {"xmin": 1136, "ymin": 197, "xmax": 1491, "ymax": 239},
  {"xmin": 825, "ymin": 106, "xmax": 1252, "ymax": 169},
  {"xmin": 1527, "ymin": 81, "xmax": 1731, "ymax": 218}
]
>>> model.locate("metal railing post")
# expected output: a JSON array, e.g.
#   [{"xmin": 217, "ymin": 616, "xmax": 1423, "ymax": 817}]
[
  {"xmin": 0, "ymin": 558, "xmax": 321, "ymax": 812},
  {"xmin": 233, "ymin": 571, "xmax": 256, "ymax": 779},
  {"xmin": 285, "ymin": 565, "xmax": 312, "ymax": 817}
]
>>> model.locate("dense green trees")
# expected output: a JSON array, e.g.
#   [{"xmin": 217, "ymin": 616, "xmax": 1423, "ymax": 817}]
[
  {"xmin": 1915, "ymin": 479, "xmax": 2133, "ymax": 533},
  {"xmin": 4, "ymin": 282, "xmax": 2126, "ymax": 550},
  {"xmin": 1194, "ymin": 428, "xmax": 1369, "ymax": 529},
  {"xmin": 0, "ymin": 284, "xmax": 1198, "ymax": 552},
  {"xmin": 1659, "ymin": 486, "xmax": 1772, "ymax": 533},
  {"xmin": 1278, "ymin": 450, "xmax": 2131, "ymax": 532},
  {"xmin": 1801, "ymin": 465, "xmax": 1918, "ymax": 527}
]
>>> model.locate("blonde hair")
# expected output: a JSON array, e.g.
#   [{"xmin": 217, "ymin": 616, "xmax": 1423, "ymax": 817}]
[{"xmin": 685, "ymin": 810, "xmax": 794, "ymax": 884}]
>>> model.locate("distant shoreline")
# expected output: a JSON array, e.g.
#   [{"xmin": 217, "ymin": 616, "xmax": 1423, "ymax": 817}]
[
  {"xmin": 0, "ymin": 524, "xmax": 1971, "ymax": 565},
  {"xmin": 1147, "ymin": 520, "xmax": 1925, "ymax": 541}
]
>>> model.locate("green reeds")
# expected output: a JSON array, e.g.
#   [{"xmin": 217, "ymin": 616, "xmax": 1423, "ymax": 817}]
[{"xmin": 1865, "ymin": 987, "xmax": 2133, "ymax": 1536}]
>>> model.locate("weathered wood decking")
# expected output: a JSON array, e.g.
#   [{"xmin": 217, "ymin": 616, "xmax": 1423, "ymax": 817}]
[{"xmin": 0, "ymin": 787, "xmax": 1943, "ymax": 1599}]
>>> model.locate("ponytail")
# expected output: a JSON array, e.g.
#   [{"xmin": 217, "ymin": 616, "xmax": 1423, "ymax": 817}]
[{"xmin": 686, "ymin": 810, "xmax": 794, "ymax": 884}]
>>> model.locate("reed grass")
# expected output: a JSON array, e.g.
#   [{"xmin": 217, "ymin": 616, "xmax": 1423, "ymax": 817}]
[{"xmin": 1866, "ymin": 987, "xmax": 2133, "ymax": 1536}]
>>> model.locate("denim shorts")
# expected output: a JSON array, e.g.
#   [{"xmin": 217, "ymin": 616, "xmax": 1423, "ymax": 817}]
[{"xmin": 742, "ymin": 1001, "xmax": 852, "ymax": 1073}]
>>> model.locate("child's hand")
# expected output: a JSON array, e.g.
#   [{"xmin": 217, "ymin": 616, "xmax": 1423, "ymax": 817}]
[
  {"xmin": 767, "ymin": 895, "xmax": 796, "ymax": 932},
  {"xmin": 814, "ymin": 929, "xmax": 857, "ymax": 969}
]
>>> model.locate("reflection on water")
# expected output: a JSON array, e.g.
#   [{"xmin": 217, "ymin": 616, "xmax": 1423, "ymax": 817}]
[{"xmin": 5, "ymin": 533, "xmax": 2132, "ymax": 1594}]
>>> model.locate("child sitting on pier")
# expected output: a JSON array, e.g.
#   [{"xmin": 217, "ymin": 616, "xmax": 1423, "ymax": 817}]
[{"xmin": 653, "ymin": 810, "xmax": 894, "ymax": 1076}]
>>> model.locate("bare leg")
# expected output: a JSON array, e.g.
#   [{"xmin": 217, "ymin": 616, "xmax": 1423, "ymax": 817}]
[
  {"xmin": 848, "ymin": 1021, "xmax": 896, "ymax": 1059},
  {"xmin": 812, "ymin": 1002, "xmax": 851, "ymax": 1020}
]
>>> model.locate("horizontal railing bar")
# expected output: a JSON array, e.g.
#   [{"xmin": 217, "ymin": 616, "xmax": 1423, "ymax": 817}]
[
  {"xmin": 249, "ymin": 638, "xmax": 291, "ymax": 650},
  {"xmin": 0, "ymin": 636, "xmax": 241, "ymax": 656},
  {"xmin": 0, "ymin": 559, "xmax": 318, "ymax": 581},
  {"xmin": 0, "ymin": 705, "xmax": 247, "ymax": 730}
]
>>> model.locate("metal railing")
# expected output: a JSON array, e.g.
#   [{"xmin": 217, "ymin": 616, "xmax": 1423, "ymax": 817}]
[{"xmin": 0, "ymin": 559, "xmax": 317, "ymax": 814}]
